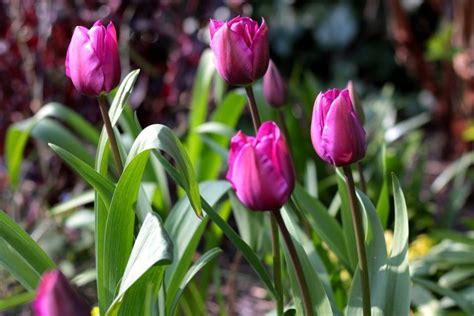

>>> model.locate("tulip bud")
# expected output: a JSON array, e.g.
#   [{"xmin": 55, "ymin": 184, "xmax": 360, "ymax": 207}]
[
  {"xmin": 263, "ymin": 60, "xmax": 288, "ymax": 108},
  {"xmin": 209, "ymin": 16, "xmax": 269, "ymax": 86},
  {"xmin": 226, "ymin": 121, "xmax": 294, "ymax": 211},
  {"xmin": 66, "ymin": 20, "xmax": 121, "ymax": 96},
  {"xmin": 311, "ymin": 88, "xmax": 366, "ymax": 166},
  {"xmin": 33, "ymin": 270, "xmax": 90, "ymax": 316},
  {"xmin": 346, "ymin": 80, "xmax": 365, "ymax": 123}
]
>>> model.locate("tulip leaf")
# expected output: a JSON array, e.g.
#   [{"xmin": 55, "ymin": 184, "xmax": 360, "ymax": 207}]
[
  {"xmin": 384, "ymin": 175, "xmax": 410, "ymax": 315},
  {"xmin": 280, "ymin": 207, "xmax": 339, "ymax": 316},
  {"xmin": 5, "ymin": 105, "xmax": 99, "ymax": 189},
  {"xmin": 48, "ymin": 144, "xmax": 114, "ymax": 207},
  {"xmin": 0, "ymin": 210, "xmax": 55, "ymax": 290},
  {"xmin": 0, "ymin": 291, "xmax": 35, "ymax": 311},
  {"xmin": 102, "ymin": 150, "xmax": 151, "ymax": 310},
  {"xmin": 336, "ymin": 168, "xmax": 358, "ymax": 271},
  {"xmin": 376, "ymin": 144, "xmax": 390, "ymax": 229},
  {"xmin": 107, "ymin": 213, "xmax": 173, "ymax": 315},
  {"xmin": 165, "ymin": 181, "xmax": 231, "ymax": 312},
  {"xmin": 185, "ymin": 49, "xmax": 216, "ymax": 173},
  {"xmin": 126, "ymin": 124, "xmax": 202, "ymax": 217},
  {"xmin": 109, "ymin": 69, "xmax": 141, "ymax": 126},
  {"xmin": 292, "ymin": 184, "xmax": 351, "ymax": 269},
  {"xmin": 196, "ymin": 90, "xmax": 247, "ymax": 180},
  {"xmin": 345, "ymin": 191, "xmax": 388, "ymax": 316},
  {"xmin": 168, "ymin": 247, "xmax": 222, "ymax": 316}
]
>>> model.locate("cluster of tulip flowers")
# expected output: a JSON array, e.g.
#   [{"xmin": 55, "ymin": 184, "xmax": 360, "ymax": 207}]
[{"xmin": 34, "ymin": 17, "xmax": 374, "ymax": 316}]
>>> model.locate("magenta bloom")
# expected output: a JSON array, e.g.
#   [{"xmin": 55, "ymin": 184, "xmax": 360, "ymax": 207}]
[
  {"xmin": 33, "ymin": 270, "xmax": 90, "ymax": 316},
  {"xmin": 311, "ymin": 88, "xmax": 366, "ymax": 167},
  {"xmin": 263, "ymin": 60, "xmax": 288, "ymax": 108},
  {"xmin": 209, "ymin": 16, "xmax": 269, "ymax": 86},
  {"xmin": 66, "ymin": 20, "xmax": 121, "ymax": 96},
  {"xmin": 226, "ymin": 121, "xmax": 294, "ymax": 211}
]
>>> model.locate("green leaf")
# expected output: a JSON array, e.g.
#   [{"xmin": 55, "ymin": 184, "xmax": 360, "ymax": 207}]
[
  {"xmin": 412, "ymin": 277, "xmax": 474, "ymax": 315},
  {"xmin": 280, "ymin": 207, "xmax": 338, "ymax": 316},
  {"xmin": 376, "ymin": 144, "xmax": 389, "ymax": 228},
  {"xmin": 336, "ymin": 168, "xmax": 358, "ymax": 271},
  {"xmin": 109, "ymin": 70, "xmax": 141, "ymax": 126},
  {"xmin": 0, "ymin": 211, "xmax": 55, "ymax": 290},
  {"xmin": 185, "ymin": 49, "xmax": 216, "ymax": 171},
  {"xmin": 127, "ymin": 124, "xmax": 202, "ymax": 217},
  {"xmin": 5, "ymin": 102, "xmax": 99, "ymax": 188},
  {"xmin": 196, "ymin": 91, "xmax": 247, "ymax": 180},
  {"xmin": 0, "ymin": 291, "xmax": 36, "ymax": 311},
  {"xmin": 103, "ymin": 150, "xmax": 151, "ymax": 310},
  {"xmin": 107, "ymin": 213, "xmax": 173, "ymax": 315},
  {"xmin": 165, "ymin": 181, "xmax": 230, "ymax": 312},
  {"xmin": 292, "ymin": 185, "xmax": 350, "ymax": 269},
  {"xmin": 229, "ymin": 193, "xmax": 264, "ymax": 251},
  {"xmin": 384, "ymin": 175, "xmax": 410, "ymax": 315},
  {"xmin": 50, "ymin": 190, "xmax": 95, "ymax": 216},
  {"xmin": 168, "ymin": 248, "xmax": 222, "ymax": 316},
  {"xmin": 49, "ymin": 144, "xmax": 114, "ymax": 207}
]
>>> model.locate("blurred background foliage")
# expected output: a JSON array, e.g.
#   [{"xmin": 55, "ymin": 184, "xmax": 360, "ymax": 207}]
[{"xmin": 0, "ymin": 0, "xmax": 473, "ymax": 315}]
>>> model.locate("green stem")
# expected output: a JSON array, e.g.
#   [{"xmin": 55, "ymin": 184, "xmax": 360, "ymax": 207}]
[
  {"xmin": 271, "ymin": 213, "xmax": 284, "ymax": 316},
  {"xmin": 98, "ymin": 95, "xmax": 123, "ymax": 175},
  {"xmin": 274, "ymin": 210, "xmax": 313, "ymax": 316},
  {"xmin": 245, "ymin": 86, "xmax": 262, "ymax": 130},
  {"xmin": 357, "ymin": 162, "xmax": 367, "ymax": 194},
  {"xmin": 342, "ymin": 165, "xmax": 371, "ymax": 316}
]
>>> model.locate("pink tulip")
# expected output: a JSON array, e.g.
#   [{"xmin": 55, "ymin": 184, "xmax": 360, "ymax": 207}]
[
  {"xmin": 66, "ymin": 20, "xmax": 121, "ymax": 96},
  {"xmin": 311, "ymin": 88, "xmax": 366, "ymax": 167},
  {"xmin": 226, "ymin": 121, "xmax": 294, "ymax": 211},
  {"xmin": 209, "ymin": 16, "xmax": 269, "ymax": 86},
  {"xmin": 33, "ymin": 270, "xmax": 90, "ymax": 316},
  {"xmin": 263, "ymin": 60, "xmax": 288, "ymax": 108}
]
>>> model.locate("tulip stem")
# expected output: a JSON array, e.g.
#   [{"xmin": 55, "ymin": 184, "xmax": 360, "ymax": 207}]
[
  {"xmin": 245, "ymin": 86, "xmax": 262, "ymax": 130},
  {"xmin": 274, "ymin": 210, "xmax": 313, "ymax": 316},
  {"xmin": 342, "ymin": 165, "xmax": 371, "ymax": 316},
  {"xmin": 270, "ymin": 212, "xmax": 284, "ymax": 316},
  {"xmin": 98, "ymin": 95, "xmax": 123, "ymax": 175},
  {"xmin": 357, "ymin": 162, "xmax": 367, "ymax": 194}
]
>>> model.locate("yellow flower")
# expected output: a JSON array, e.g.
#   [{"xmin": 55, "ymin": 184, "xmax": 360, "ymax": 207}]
[
  {"xmin": 409, "ymin": 234, "xmax": 434, "ymax": 261},
  {"xmin": 91, "ymin": 307, "xmax": 100, "ymax": 316}
]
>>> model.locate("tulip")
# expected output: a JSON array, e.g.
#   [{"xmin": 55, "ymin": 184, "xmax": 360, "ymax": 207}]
[
  {"xmin": 66, "ymin": 20, "xmax": 121, "ymax": 96},
  {"xmin": 346, "ymin": 80, "xmax": 365, "ymax": 123},
  {"xmin": 311, "ymin": 88, "xmax": 366, "ymax": 166},
  {"xmin": 226, "ymin": 121, "xmax": 294, "ymax": 211},
  {"xmin": 33, "ymin": 269, "xmax": 90, "ymax": 316},
  {"xmin": 209, "ymin": 16, "xmax": 269, "ymax": 86},
  {"xmin": 263, "ymin": 60, "xmax": 288, "ymax": 108}
]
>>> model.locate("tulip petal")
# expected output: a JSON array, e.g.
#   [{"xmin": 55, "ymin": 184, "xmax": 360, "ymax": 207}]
[
  {"xmin": 66, "ymin": 26, "xmax": 104, "ymax": 95},
  {"xmin": 250, "ymin": 18, "xmax": 269, "ymax": 80},
  {"xmin": 228, "ymin": 143, "xmax": 289, "ymax": 211},
  {"xmin": 103, "ymin": 22, "xmax": 121, "ymax": 91},
  {"xmin": 210, "ymin": 22, "xmax": 253, "ymax": 85},
  {"xmin": 263, "ymin": 60, "xmax": 287, "ymax": 107},
  {"xmin": 227, "ymin": 131, "xmax": 251, "ymax": 183},
  {"xmin": 319, "ymin": 91, "xmax": 366, "ymax": 166},
  {"xmin": 209, "ymin": 19, "xmax": 224, "ymax": 40}
]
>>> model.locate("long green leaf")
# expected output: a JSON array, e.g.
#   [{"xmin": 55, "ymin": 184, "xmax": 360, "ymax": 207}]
[
  {"xmin": 168, "ymin": 248, "xmax": 222, "ymax": 316},
  {"xmin": 103, "ymin": 151, "xmax": 151, "ymax": 310},
  {"xmin": 5, "ymin": 102, "xmax": 100, "ymax": 188},
  {"xmin": 281, "ymin": 207, "xmax": 338, "ymax": 316},
  {"xmin": 0, "ymin": 291, "xmax": 36, "ymax": 311},
  {"xmin": 292, "ymin": 185, "xmax": 351, "ymax": 269},
  {"xmin": 384, "ymin": 175, "xmax": 410, "ymax": 315},
  {"xmin": 49, "ymin": 144, "xmax": 114, "ymax": 207},
  {"xmin": 107, "ymin": 213, "xmax": 173, "ymax": 315},
  {"xmin": 165, "ymin": 181, "xmax": 230, "ymax": 311},
  {"xmin": 127, "ymin": 124, "xmax": 202, "ymax": 217},
  {"xmin": 0, "ymin": 210, "xmax": 55, "ymax": 290}
]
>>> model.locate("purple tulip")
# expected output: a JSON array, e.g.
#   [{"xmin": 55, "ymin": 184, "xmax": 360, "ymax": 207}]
[
  {"xmin": 33, "ymin": 270, "xmax": 90, "ymax": 316},
  {"xmin": 311, "ymin": 88, "xmax": 366, "ymax": 167},
  {"xmin": 209, "ymin": 16, "xmax": 269, "ymax": 86},
  {"xmin": 226, "ymin": 121, "xmax": 294, "ymax": 211},
  {"xmin": 65, "ymin": 20, "xmax": 121, "ymax": 96},
  {"xmin": 263, "ymin": 60, "xmax": 288, "ymax": 108}
]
